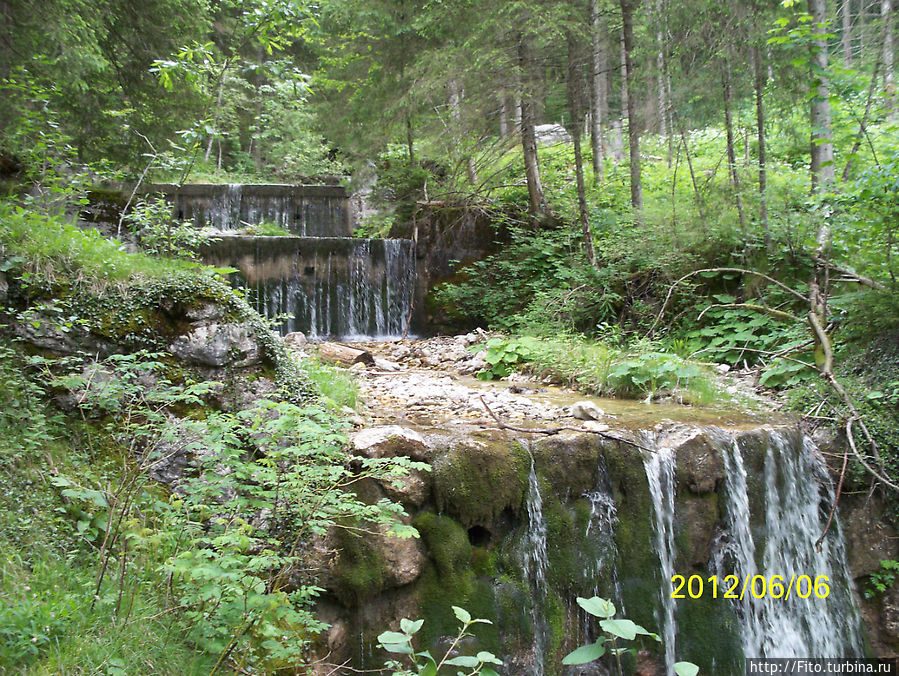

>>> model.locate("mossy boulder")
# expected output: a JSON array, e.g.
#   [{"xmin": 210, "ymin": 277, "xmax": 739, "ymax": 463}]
[
  {"xmin": 432, "ymin": 431, "xmax": 527, "ymax": 527},
  {"xmin": 531, "ymin": 432, "xmax": 602, "ymax": 498},
  {"xmin": 331, "ymin": 523, "xmax": 425, "ymax": 606}
]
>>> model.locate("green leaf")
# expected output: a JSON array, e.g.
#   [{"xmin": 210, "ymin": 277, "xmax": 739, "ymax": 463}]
[
  {"xmin": 675, "ymin": 662, "xmax": 700, "ymax": 676},
  {"xmin": 562, "ymin": 641, "xmax": 606, "ymax": 665},
  {"xmin": 712, "ymin": 293, "xmax": 736, "ymax": 303},
  {"xmin": 576, "ymin": 596, "xmax": 616, "ymax": 618},
  {"xmin": 444, "ymin": 655, "xmax": 480, "ymax": 668},
  {"xmin": 476, "ymin": 651, "xmax": 503, "ymax": 665},
  {"xmin": 600, "ymin": 618, "xmax": 639, "ymax": 640},
  {"xmin": 400, "ymin": 618, "xmax": 423, "ymax": 635},
  {"xmin": 377, "ymin": 630, "xmax": 408, "ymax": 644},
  {"xmin": 452, "ymin": 606, "xmax": 471, "ymax": 624}
]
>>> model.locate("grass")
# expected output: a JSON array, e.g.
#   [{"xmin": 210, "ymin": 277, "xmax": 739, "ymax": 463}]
[
  {"xmin": 300, "ymin": 356, "xmax": 359, "ymax": 410},
  {"xmin": 0, "ymin": 201, "xmax": 202, "ymax": 290},
  {"xmin": 236, "ymin": 220, "xmax": 295, "ymax": 237},
  {"xmin": 502, "ymin": 334, "xmax": 724, "ymax": 406}
]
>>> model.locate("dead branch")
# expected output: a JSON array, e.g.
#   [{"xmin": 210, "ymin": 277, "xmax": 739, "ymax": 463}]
[
  {"xmin": 478, "ymin": 395, "xmax": 655, "ymax": 453},
  {"xmin": 811, "ymin": 256, "xmax": 885, "ymax": 290},
  {"xmin": 815, "ymin": 425, "xmax": 849, "ymax": 551},
  {"xmin": 697, "ymin": 302, "xmax": 801, "ymax": 323},
  {"xmin": 649, "ymin": 267, "xmax": 808, "ymax": 335},
  {"xmin": 845, "ymin": 412, "xmax": 898, "ymax": 492}
]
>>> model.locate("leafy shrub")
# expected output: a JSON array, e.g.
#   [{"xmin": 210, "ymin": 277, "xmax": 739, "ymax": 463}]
[
  {"xmin": 865, "ymin": 560, "xmax": 899, "ymax": 599},
  {"xmin": 126, "ymin": 195, "xmax": 215, "ymax": 259},
  {"xmin": 474, "ymin": 336, "xmax": 538, "ymax": 380}
]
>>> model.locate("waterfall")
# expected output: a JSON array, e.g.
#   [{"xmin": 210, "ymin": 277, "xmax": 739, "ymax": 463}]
[
  {"xmin": 583, "ymin": 460, "xmax": 624, "ymax": 610},
  {"xmin": 206, "ymin": 234, "xmax": 415, "ymax": 340},
  {"xmin": 643, "ymin": 444, "xmax": 678, "ymax": 675},
  {"xmin": 521, "ymin": 451, "xmax": 549, "ymax": 676},
  {"xmin": 714, "ymin": 427, "xmax": 864, "ymax": 661}
]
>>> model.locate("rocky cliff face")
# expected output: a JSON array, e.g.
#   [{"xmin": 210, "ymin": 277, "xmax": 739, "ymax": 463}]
[{"xmin": 307, "ymin": 413, "xmax": 867, "ymax": 674}]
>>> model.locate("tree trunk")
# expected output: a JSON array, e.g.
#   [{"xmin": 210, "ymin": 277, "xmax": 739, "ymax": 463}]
[
  {"xmin": 843, "ymin": 0, "xmax": 853, "ymax": 66},
  {"xmin": 723, "ymin": 59, "xmax": 747, "ymax": 234},
  {"xmin": 499, "ymin": 92, "xmax": 509, "ymax": 137},
  {"xmin": 752, "ymin": 46, "xmax": 770, "ymax": 250},
  {"xmin": 590, "ymin": 0, "xmax": 606, "ymax": 184},
  {"xmin": 406, "ymin": 114, "xmax": 415, "ymax": 167},
  {"xmin": 205, "ymin": 79, "xmax": 224, "ymax": 164},
  {"xmin": 449, "ymin": 80, "xmax": 478, "ymax": 184},
  {"xmin": 568, "ymin": 35, "xmax": 598, "ymax": 268},
  {"xmin": 884, "ymin": 0, "xmax": 895, "ymax": 115},
  {"xmin": 518, "ymin": 36, "xmax": 548, "ymax": 218},
  {"xmin": 619, "ymin": 30, "xmax": 629, "ymax": 125},
  {"xmin": 620, "ymin": 0, "xmax": 643, "ymax": 213},
  {"xmin": 655, "ymin": 0, "xmax": 668, "ymax": 137},
  {"xmin": 809, "ymin": 0, "xmax": 836, "ymax": 190}
]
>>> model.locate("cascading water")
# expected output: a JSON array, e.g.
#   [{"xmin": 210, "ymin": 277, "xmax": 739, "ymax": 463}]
[
  {"xmin": 222, "ymin": 237, "xmax": 415, "ymax": 340},
  {"xmin": 643, "ymin": 443, "xmax": 679, "ymax": 675},
  {"xmin": 712, "ymin": 427, "xmax": 863, "ymax": 660},
  {"xmin": 161, "ymin": 183, "xmax": 353, "ymax": 236},
  {"xmin": 182, "ymin": 182, "xmax": 417, "ymax": 340},
  {"xmin": 521, "ymin": 451, "xmax": 550, "ymax": 676}
]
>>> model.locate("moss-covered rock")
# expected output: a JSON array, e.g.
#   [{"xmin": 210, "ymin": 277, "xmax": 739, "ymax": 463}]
[
  {"xmin": 432, "ymin": 432, "xmax": 528, "ymax": 527},
  {"xmin": 531, "ymin": 432, "xmax": 602, "ymax": 498}
]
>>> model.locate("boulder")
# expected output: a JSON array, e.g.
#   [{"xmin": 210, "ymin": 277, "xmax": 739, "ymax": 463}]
[
  {"xmin": 350, "ymin": 425, "xmax": 431, "ymax": 461},
  {"xmin": 534, "ymin": 123, "xmax": 572, "ymax": 145},
  {"xmin": 379, "ymin": 469, "xmax": 431, "ymax": 507},
  {"xmin": 168, "ymin": 321, "xmax": 261, "ymax": 367},
  {"xmin": 283, "ymin": 331, "xmax": 307, "ymax": 349},
  {"xmin": 571, "ymin": 400, "xmax": 605, "ymax": 421}
]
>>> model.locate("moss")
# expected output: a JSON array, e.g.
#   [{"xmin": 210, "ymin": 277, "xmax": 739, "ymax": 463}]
[
  {"xmin": 600, "ymin": 439, "xmax": 662, "ymax": 632},
  {"xmin": 543, "ymin": 590, "xmax": 567, "ymax": 675},
  {"xmin": 415, "ymin": 561, "xmax": 477, "ymax": 648},
  {"xmin": 432, "ymin": 433, "xmax": 528, "ymax": 527},
  {"xmin": 470, "ymin": 546, "xmax": 495, "ymax": 577},
  {"xmin": 531, "ymin": 433, "xmax": 602, "ymax": 498},
  {"xmin": 331, "ymin": 529, "xmax": 389, "ymax": 605},
  {"xmin": 675, "ymin": 583, "xmax": 743, "ymax": 674},
  {"xmin": 414, "ymin": 513, "xmax": 471, "ymax": 577}
]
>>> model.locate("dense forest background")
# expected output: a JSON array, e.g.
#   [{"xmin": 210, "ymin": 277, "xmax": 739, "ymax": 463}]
[{"xmin": 1, "ymin": 0, "xmax": 898, "ymax": 672}]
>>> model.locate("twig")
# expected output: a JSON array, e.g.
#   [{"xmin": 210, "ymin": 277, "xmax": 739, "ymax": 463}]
[
  {"xmin": 478, "ymin": 395, "xmax": 655, "ymax": 453},
  {"xmin": 815, "ymin": 425, "xmax": 849, "ymax": 551},
  {"xmin": 845, "ymin": 411, "xmax": 898, "ymax": 492},
  {"xmin": 649, "ymin": 267, "xmax": 808, "ymax": 335}
]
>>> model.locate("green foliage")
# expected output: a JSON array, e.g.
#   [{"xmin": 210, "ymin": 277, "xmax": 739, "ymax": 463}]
[
  {"xmin": 378, "ymin": 606, "xmax": 501, "ymax": 676},
  {"xmin": 299, "ymin": 356, "xmax": 359, "ymax": 409},
  {"xmin": 0, "ymin": 329, "xmax": 419, "ymax": 673},
  {"xmin": 126, "ymin": 195, "xmax": 216, "ymax": 259},
  {"xmin": 865, "ymin": 560, "xmax": 899, "ymax": 599},
  {"xmin": 0, "ymin": 201, "xmax": 201, "ymax": 288},
  {"xmin": 563, "ymin": 596, "xmax": 698, "ymax": 676},
  {"xmin": 475, "ymin": 336, "xmax": 538, "ymax": 380}
]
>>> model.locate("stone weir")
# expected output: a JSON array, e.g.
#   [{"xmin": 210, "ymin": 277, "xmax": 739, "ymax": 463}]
[
  {"xmin": 147, "ymin": 182, "xmax": 352, "ymax": 236},
  {"xmin": 202, "ymin": 235, "xmax": 414, "ymax": 340},
  {"xmin": 129, "ymin": 182, "xmax": 416, "ymax": 340},
  {"xmin": 304, "ymin": 342, "xmax": 874, "ymax": 676}
]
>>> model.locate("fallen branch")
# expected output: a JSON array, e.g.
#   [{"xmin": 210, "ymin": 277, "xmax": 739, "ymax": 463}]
[
  {"xmin": 649, "ymin": 267, "xmax": 808, "ymax": 335},
  {"xmin": 810, "ymin": 256, "xmax": 885, "ymax": 290},
  {"xmin": 697, "ymin": 302, "xmax": 801, "ymax": 323},
  {"xmin": 844, "ymin": 412, "xmax": 898, "ymax": 492},
  {"xmin": 478, "ymin": 395, "xmax": 655, "ymax": 453},
  {"xmin": 815, "ymin": 423, "xmax": 849, "ymax": 552}
]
